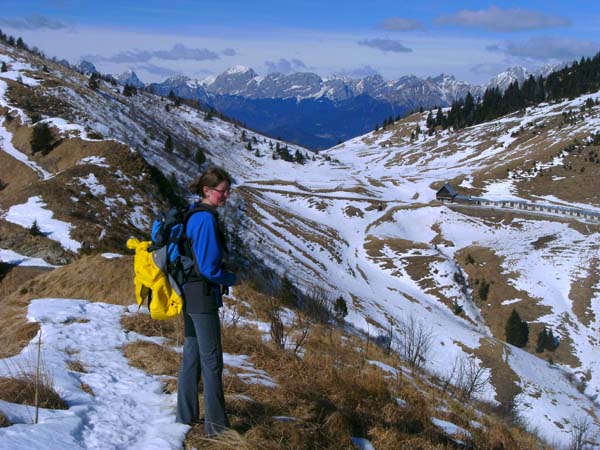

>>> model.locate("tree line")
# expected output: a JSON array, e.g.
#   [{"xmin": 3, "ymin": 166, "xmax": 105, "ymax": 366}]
[{"xmin": 426, "ymin": 51, "xmax": 600, "ymax": 133}]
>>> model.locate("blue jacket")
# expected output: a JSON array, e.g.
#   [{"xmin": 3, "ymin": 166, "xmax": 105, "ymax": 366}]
[{"xmin": 186, "ymin": 209, "xmax": 236, "ymax": 287}]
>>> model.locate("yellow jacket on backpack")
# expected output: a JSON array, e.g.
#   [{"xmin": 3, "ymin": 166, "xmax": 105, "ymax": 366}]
[{"xmin": 126, "ymin": 238, "xmax": 183, "ymax": 320}]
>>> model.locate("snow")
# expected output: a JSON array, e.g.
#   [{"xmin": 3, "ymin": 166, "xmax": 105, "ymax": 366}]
[
  {"xmin": 0, "ymin": 298, "xmax": 188, "ymax": 450},
  {"xmin": 101, "ymin": 253, "xmax": 122, "ymax": 259},
  {"xmin": 3, "ymin": 196, "xmax": 82, "ymax": 252},
  {"xmin": 0, "ymin": 248, "xmax": 56, "ymax": 268},
  {"xmin": 0, "ymin": 47, "xmax": 599, "ymax": 447},
  {"xmin": 0, "ymin": 115, "xmax": 51, "ymax": 180},
  {"xmin": 0, "ymin": 298, "xmax": 283, "ymax": 449},
  {"xmin": 225, "ymin": 65, "xmax": 252, "ymax": 75},
  {"xmin": 77, "ymin": 156, "xmax": 109, "ymax": 168},
  {"xmin": 76, "ymin": 174, "xmax": 106, "ymax": 197},
  {"xmin": 431, "ymin": 417, "xmax": 471, "ymax": 438},
  {"xmin": 223, "ymin": 353, "xmax": 278, "ymax": 388},
  {"xmin": 351, "ymin": 437, "xmax": 376, "ymax": 450}
]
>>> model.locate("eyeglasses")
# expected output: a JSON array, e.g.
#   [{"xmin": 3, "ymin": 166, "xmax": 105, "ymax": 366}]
[{"xmin": 209, "ymin": 187, "xmax": 231, "ymax": 195}]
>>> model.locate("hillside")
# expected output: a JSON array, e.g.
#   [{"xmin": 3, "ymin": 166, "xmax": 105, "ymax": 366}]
[{"xmin": 0, "ymin": 40, "xmax": 599, "ymax": 448}]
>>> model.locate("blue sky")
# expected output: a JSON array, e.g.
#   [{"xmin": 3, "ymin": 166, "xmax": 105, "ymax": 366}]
[{"xmin": 1, "ymin": 1, "xmax": 599, "ymax": 84}]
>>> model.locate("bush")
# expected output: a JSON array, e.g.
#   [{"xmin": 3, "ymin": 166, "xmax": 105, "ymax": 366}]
[
  {"xmin": 29, "ymin": 219, "xmax": 42, "ymax": 236},
  {"xmin": 536, "ymin": 327, "xmax": 559, "ymax": 352},
  {"xmin": 164, "ymin": 134, "xmax": 173, "ymax": 153},
  {"xmin": 194, "ymin": 148, "xmax": 206, "ymax": 166},
  {"xmin": 478, "ymin": 279, "xmax": 490, "ymax": 301},
  {"xmin": 0, "ymin": 375, "xmax": 67, "ymax": 410},
  {"xmin": 0, "ymin": 411, "xmax": 9, "ymax": 427},
  {"xmin": 333, "ymin": 296, "xmax": 348, "ymax": 322},
  {"xmin": 505, "ymin": 309, "xmax": 529, "ymax": 347},
  {"xmin": 30, "ymin": 122, "xmax": 53, "ymax": 154}
]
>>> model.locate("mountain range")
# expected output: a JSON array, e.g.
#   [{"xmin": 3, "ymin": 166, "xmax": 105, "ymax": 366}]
[
  {"xmin": 62, "ymin": 59, "xmax": 569, "ymax": 150},
  {"xmin": 126, "ymin": 62, "xmax": 564, "ymax": 149}
]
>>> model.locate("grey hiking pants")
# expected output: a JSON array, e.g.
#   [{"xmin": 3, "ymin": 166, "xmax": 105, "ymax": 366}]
[{"xmin": 176, "ymin": 312, "xmax": 229, "ymax": 435}]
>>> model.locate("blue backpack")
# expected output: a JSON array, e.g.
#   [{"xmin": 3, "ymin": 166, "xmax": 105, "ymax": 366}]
[{"xmin": 149, "ymin": 204, "xmax": 216, "ymax": 287}]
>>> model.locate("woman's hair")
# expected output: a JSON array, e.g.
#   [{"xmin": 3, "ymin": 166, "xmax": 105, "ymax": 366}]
[{"xmin": 188, "ymin": 166, "xmax": 232, "ymax": 197}]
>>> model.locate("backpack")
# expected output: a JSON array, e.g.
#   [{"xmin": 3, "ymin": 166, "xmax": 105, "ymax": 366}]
[{"xmin": 127, "ymin": 205, "xmax": 214, "ymax": 319}]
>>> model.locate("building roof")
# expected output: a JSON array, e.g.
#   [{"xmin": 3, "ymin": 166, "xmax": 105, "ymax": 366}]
[{"xmin": 436, "ymin": 183, "xmax": 458, "ymax": 197}]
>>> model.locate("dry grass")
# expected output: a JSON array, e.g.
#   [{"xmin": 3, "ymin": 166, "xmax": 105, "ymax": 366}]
[
  {"xmin": 0, "ymin": 254, "xmax": 135, "ymax": 359},
  {"xmin": 67, "ymin": 360, "xmax": 86, "ymax": 373},
  {"xmin": 122, "ymin": 341, "xmax": 180, "ymax": 377},
  {"xmin": 0, "ymin": 410, "xmax": 10, "ymax": 428},
  {"xmin": 111, "ymin": 280, "xmax": 545, "ymax": 449},
  {"xmin": 121, "ymin": 313, "xmax": 182, "ymax": 345},
  {"xmin": 80, "ymin": 383, "xmax": 94, "ymax": 396},
  {"xmin": 570, "ymin": 258, "xmax": 599, "ymax": 327},
  {"xmin": 0, "ymin": 376, "xmax": 67, "ymax": 410}
]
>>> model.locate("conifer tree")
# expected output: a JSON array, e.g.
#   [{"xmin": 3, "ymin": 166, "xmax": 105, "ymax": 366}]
[
  {"xmin": 505, "ymin": 309, "xmax": 529, "ymax": 347},
  {"xmin": 88, "ymin": 73, "xmax": 99, "ymax": 90},
  {"xmin": 333, "ymin": 296, "xmax": 348, "ymax": 322},
  {"xmin": 426, "ymin": 111, "xmax": 434, "ymax": 129},
  {"xmin": 29, "ymin": 219, "xmax": 42, "ymax": 236},
  {"xmin": 30, "ymin": 122, "xmax": 53, "ymax": 154},
  {"xmin": 164, "ymin": 134, "xmax": 173, "ymax": 153},
  {"xmin": 1, "ymin": 62, "xmax": 6, "ymax": 73},
  {"xmin": 194, "ymin": 148, "xmax": 206, "ymax": 166},
  {"xmin": 536, "ymin": 327, "xmax": 548, "ymax": 353}
]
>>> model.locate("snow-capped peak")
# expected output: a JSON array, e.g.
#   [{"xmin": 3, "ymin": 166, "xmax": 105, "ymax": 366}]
[{"xmin": 225, "ymin": 65, "xmax": 253, "ymax": 75}]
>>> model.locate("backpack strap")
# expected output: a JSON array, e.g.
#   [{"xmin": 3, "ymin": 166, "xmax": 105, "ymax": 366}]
[{"xmin": 180, "ymin": 203, "xmax": 223, "ymax": 285}]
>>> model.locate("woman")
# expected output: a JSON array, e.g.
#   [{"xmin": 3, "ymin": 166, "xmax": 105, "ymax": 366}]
[{"xmin": 176, "ymin": 167, "xmax": 236, "ymax": 436}]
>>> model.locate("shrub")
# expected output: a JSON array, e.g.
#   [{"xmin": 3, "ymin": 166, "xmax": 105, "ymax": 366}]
[
  {"xmin": 29, "ymin": 219, "xmax": 42, "ymax": 236},
  {"xmin": 0, "ymin": 375, "xmax": 67, "ymax": 410},
  {"xmin": 478, "ymin": 279, "xmax": 490, "ymax": 301},
  {"xmin": 194, "ymin": 148, "xmax": 206, "ymax": 166},
  {"xmin": 505, "ymin": 309, "xmax": 529, "ymax": 347},
  {"xmin": 333, "ymin": 296, "xmax": 348, "ymax": 322},
  {"xmin": 396, "ymin": 315, "xmax": 433, "ymax": 370},
  {"xmin": 164, "ymin": 134, "xmax": 173, "ymax": 153},
  {"xmin": 30, "ymin": 122, "xmax": 53, "ymax": 154}
]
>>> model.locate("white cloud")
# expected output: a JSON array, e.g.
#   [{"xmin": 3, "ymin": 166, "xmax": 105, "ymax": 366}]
[
  {"xmin": 436, "ymin": 6, "xmax": 570, "ymax": 32},
  {"xmin": 335, "ymin": 64, "xmax": 381, "ymax": 78},
  {"xmin": 0, "ymin": 14, "xmax": 68, "ymax": 30},
  {"xmin": 357, "ymin": 38, "xmax": 412, "ymax": 53},
  {"xmin": 264, "ymin": 58, "xmax": 307, "ymax": 74},
  {"xmin": 491, "ymin": 37, "xmax": 599, "ymax": 61},
  {"xmin": 470, "ymin": 63, "xmax": 509, "ymax": 75},
  {"xmin": 381, "ymin": 17, "xmax": 426, "ymax": 32},
  {"xmin": 84, "ymin": 43, "xmax": 220, "ymax": 63}
]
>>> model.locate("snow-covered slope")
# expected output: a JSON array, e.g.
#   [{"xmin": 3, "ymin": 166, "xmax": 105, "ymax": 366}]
[{"xmin": 1, "ymin": 42, "xmax": 600, "ymax": 447}]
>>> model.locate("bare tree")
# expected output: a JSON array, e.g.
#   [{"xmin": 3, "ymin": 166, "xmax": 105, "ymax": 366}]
[
  {"xmin": 396, "ymin": 315, "xmax": 434, "ymax": 371},
  {"xmin": 384, "ymin": 322, "xmax": 394, "ymax": 355},
  {"xmin": 291, "ymin": 312, "xmax": 311, "ymax": 355},
  {"xmin": 570, "ymin": 415, "xmax": 597, "ymax": 450},
  {"xmin": 268, "ymin": 307, "xmax": 287, "ymax": 350},
  {"xmin": 442, "ymin": 355, "xmax": 491, "ymax": 401},
  {"xmin": 302, "ymin": 285, "xmax": 331, "ymax": 323}
]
